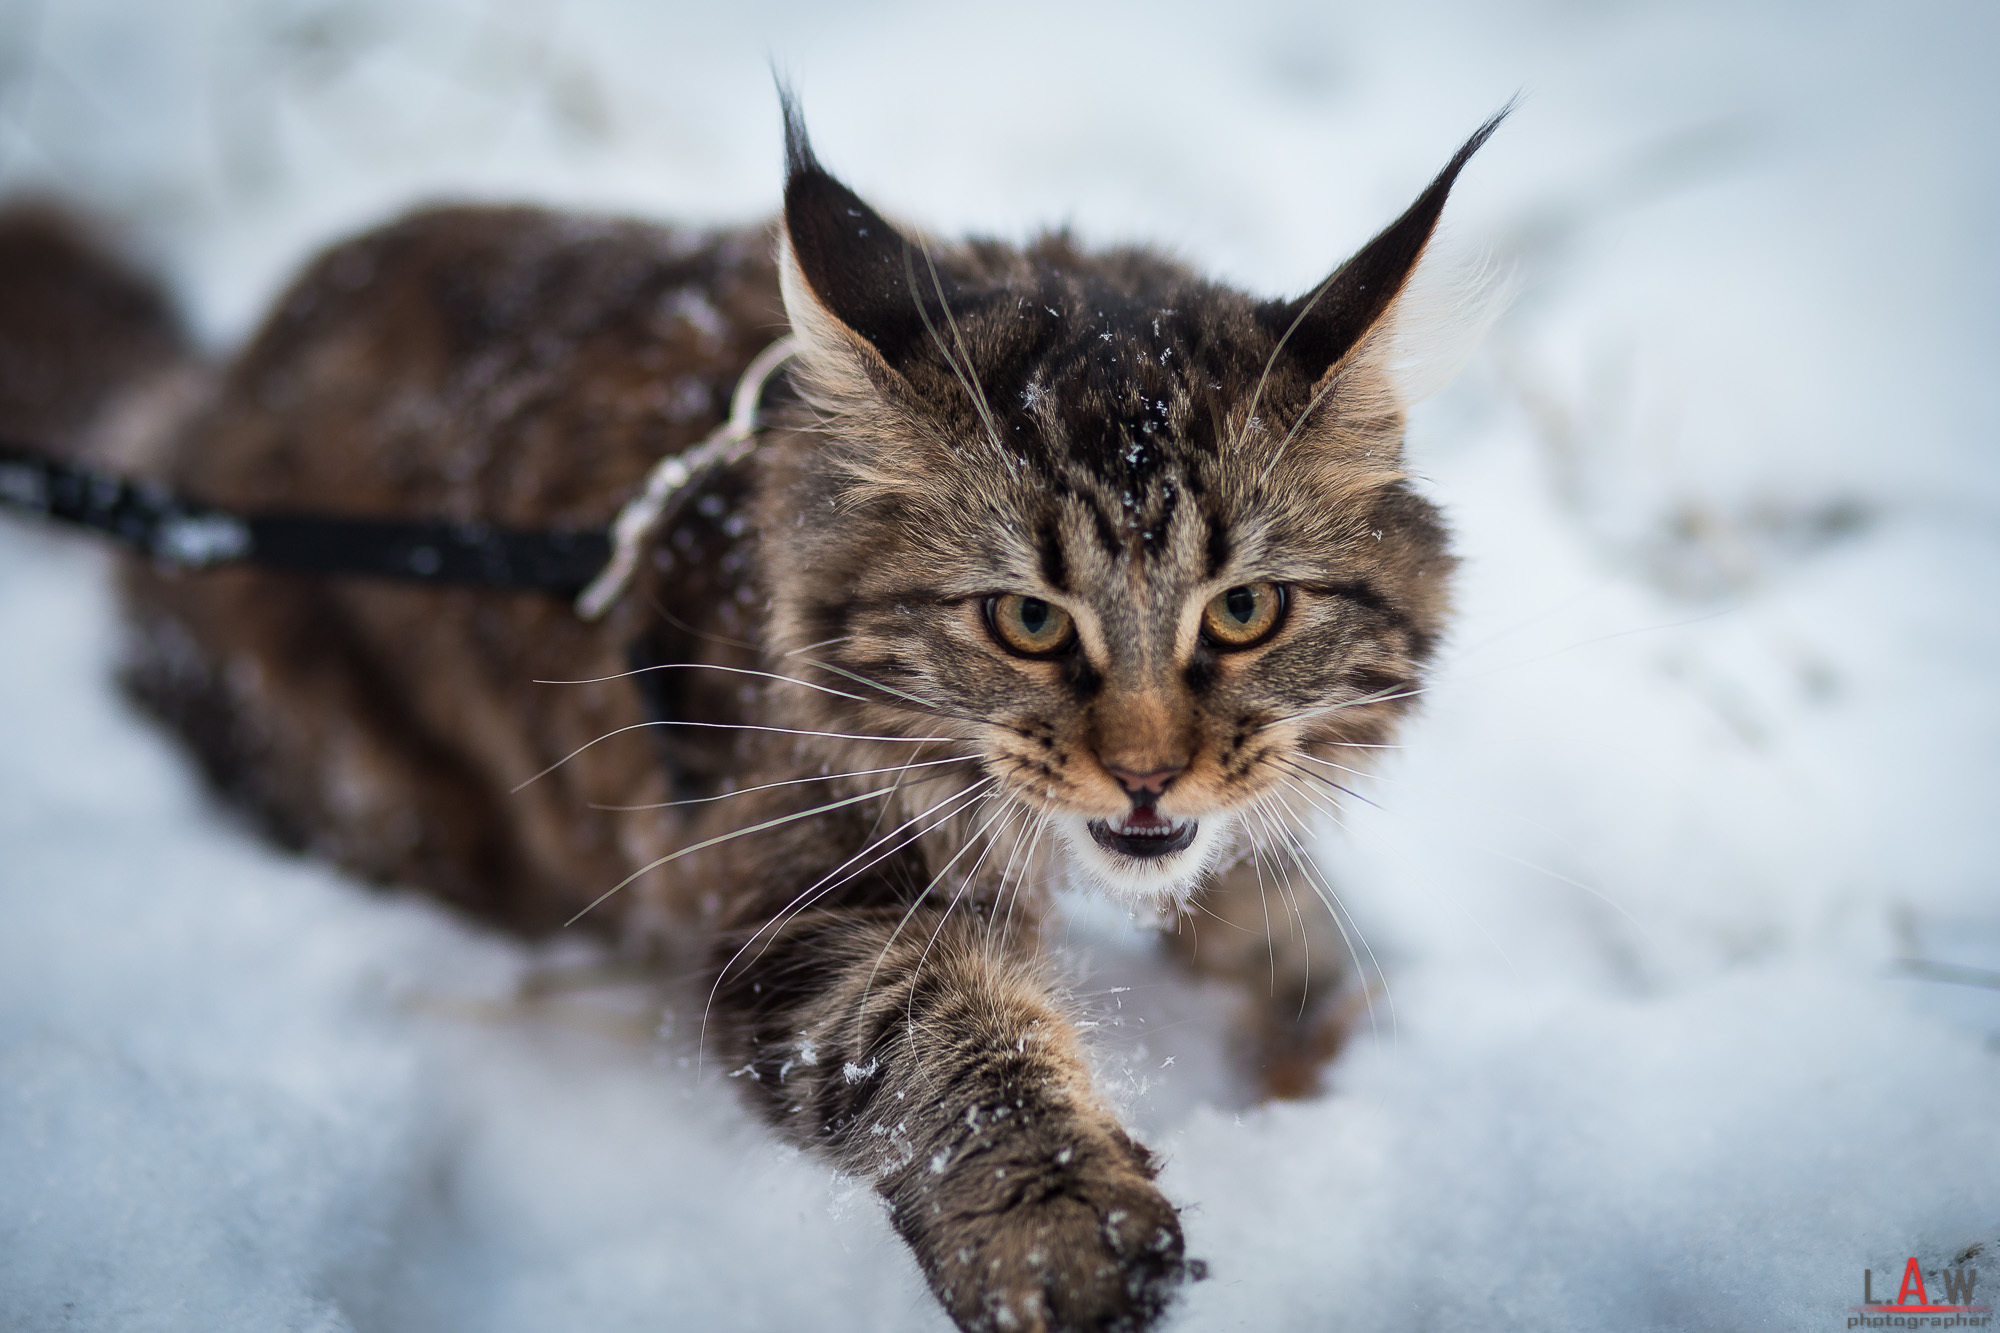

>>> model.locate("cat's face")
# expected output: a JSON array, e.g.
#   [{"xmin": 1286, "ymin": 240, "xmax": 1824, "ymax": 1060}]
[{"xmin": 763, "ymin": 107, "xmax": 1487, "ymax": 904}]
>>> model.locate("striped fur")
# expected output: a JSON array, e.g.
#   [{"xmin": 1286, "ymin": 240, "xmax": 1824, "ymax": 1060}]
[{"xmin": 0, "ymin": 104, "xmax": 1502, "ymax": 1332}]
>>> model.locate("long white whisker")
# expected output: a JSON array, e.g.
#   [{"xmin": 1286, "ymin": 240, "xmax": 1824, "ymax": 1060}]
[
  {"xmin": 997, "ymin": 807, "xmax": 1053, "ymax": 947},
  {"xmin": 1257, "ymin": 355, "xmax": 1354, "ymax": 488},
  {"xmin": 1253, "ymin": 683, "xmax": 1427, "ymax": 734},
  {"xmin": 1236, "ymin": 269, "xmax": 1342, "ymax": 457},
  {"xmin": 1252, "ymin": 795, "xmax": 1394, "ymax": 1045},
  {"xmin": 1240, "ymin": 824, "xmax": 1280, "ymax": 999},
  {"xmin": 910, "ymin": 239, "xmax": 1006, "ymax": 458},
  {"xmin": 782, "ymin": 634, "xmax": 858, "ymax": 657},
  {"xmin": 511, "ymin": 720, "xmax": 966, "ymax": 792},
  {"xmin": 588, "ymin": 755, "xmax": 978, "ymax": 811},
  {"xmin": 1303, "ymin": 738, "xmax": 1405, "ymax": 752},
  {"xmin": 532, "ymin": 661, "xmax": 866, "ymax": 703},
  {"xmin": 718, "ymin": 776, "xmax": 1001, "ymax": 986},
  {"xmin": 1243, "ymin": 801, "xmax": 1309, "ymax": 996},
  {"xmin": 1290, "ymin": 750, "xmax": 1381, "ymax": 784},
  {"xmin": 697, "ymin": 776, "xmax": 1002, "ymax": 1069},
  {"xmin": 984, "ymin": 799, "xmax": 1044, "ymax": 949},
  {"xmin": 869, "ymin": 794, "xmax": 1022, "ymax": 1004},
  {"xmin": 1274, "ymin": 762, "xmax": 1365, "ymax": 816},
  {"xmin": 896, "ymin": 799, "xmax": 1028, "ymax": 1052},
  {"xmin": 1246, "ymin": 799, "xmax": 1317, "ymax": 1017},
  {"xmin": 789, "ymin": 655, "xmax": 962, "ymax": 718},
  {"xmin": 562, "ymin": 782, "xmax": 913, "ymax": 929}
]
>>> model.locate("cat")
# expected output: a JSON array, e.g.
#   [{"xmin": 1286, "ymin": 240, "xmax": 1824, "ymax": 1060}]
[{"xmin": 0, "ymin": 96, "xmax": 1500, "ymax": 1333}]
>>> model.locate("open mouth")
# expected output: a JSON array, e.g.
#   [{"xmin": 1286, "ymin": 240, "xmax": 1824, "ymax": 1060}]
[{"xmin": 1086, "ymin": 809, "xmax": 1199, "ymax": 860}]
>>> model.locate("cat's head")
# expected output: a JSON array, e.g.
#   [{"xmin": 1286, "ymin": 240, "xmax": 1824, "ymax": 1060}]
[{"xmin": 762, "ymin": 101, "xmax": 1501, "ymax": 906}]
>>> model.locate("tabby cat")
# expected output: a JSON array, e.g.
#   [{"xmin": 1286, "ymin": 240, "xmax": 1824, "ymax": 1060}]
[{"xmin": 0, "ymin": 98, "xmax": 1500, "ymax": 1332}]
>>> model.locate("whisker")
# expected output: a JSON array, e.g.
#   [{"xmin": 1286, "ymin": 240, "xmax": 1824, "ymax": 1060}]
[
  {"xmin": 915, "ymin": 239, "xmax": 1007, "ymax": 457},
  {"xmin": 859, "ymin": 739, "xmax": 954, "ymax": 846},
  {"xmin": 699, "ymin": 776, "xmax": 1001, "ymax": 1067},
  {"xmin": 1302, "ymin": 738, "xmax": 1406, "ymax": 752},
  {"xmin": 1242, "ymin": 824, "xmax": 1280, "ymax": 1000},
  {"xmin": 996, "ymin": 806, "xmax": 1053, "ymax": 947},
  {"xmin": 1428, "ymin": 605, "xmax": 1736, "ymax": 688},
  {"xmin": 983, "ymin": 799, "xmax": 1044, "ymax": 949},
  {"xmin": 587, "ymin": 754, "xmax": 978, "ymax": 811},
  {"xmin": 1253, "ymin": 682, "xmax": 1428, "ymax": 734},
  {"xmin": 1270, "ymin": 770, "xmax": 1349, "ymax": 832},
  {"xmin": 511, "ymin": 720, "xmax": 967, "ymax": 793},
  {"xmin": 1246, "ymin": 800, "xmax": 1319, "ymax": 1017},
  {"xmin": 870, "ymin": 794, "xmax": 1022, "ymax": 1004},
  {"xmin": 533, "ymin": 661, "xmax": 868, "ymax": 704},
  {"xmin": 902, "ymin": 240, "xmax": 1007, "ymax": 459},
  {"xmin": 782, "ymin": 633, "xmax": 858, "ymax": 657},
  {"xmin": 1236, "ymin": 269, "xmax": 1341, "ymax": 459},
  {"xmin": 708, "ymin": 776, "xmax": 1000, "ymax": 992},
  {"xmin": 1256, "ymin": 358, "xmax": 1350, "ymax": 487},
  {"xmin": 561, "ymin": 782, "xmax": 915, "ymax": 929},
  {"xmin": 1243, "ymin": 800, "xmax": 1320, "ymax": 1017},
  {"xmin": 637, "ymin": 598, "xmax": 765, "ymax": 656},
  {"xmin": 1251, "ymin": 796, "xmax": 1395, "ymax": 1045},
  {"xmin": 1292, "ymin": 762, "xmax": 1651, "ymax": 941},
  {"xmin": 1290, "ymin": 750, "xmax": 1381, "ymax": 783},
  {"xmin": 788, "ymin": 654, "xmax": 974, "ymax": 722},
  {"xmin": 1274, "ymin": 758, "xmax": 1375, "ymax": 812}
]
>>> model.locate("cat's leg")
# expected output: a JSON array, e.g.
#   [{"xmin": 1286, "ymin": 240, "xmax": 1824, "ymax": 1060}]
[
  {"xmin": 713, "ymin": 883, "xmax": 1193, "ymax": 1333},
  {"xmin": 1171, "ymin": 857, "xmax": 1363, "ymax": 1100},
  {"xmin": 118, "ymin": 565, "xmax": 519, "ymax": 914}
]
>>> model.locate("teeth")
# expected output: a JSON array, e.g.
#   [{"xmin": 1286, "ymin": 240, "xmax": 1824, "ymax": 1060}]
[{"xmin": 1086, "ymin": 814, "xmax": 1200, "ymax": 860}]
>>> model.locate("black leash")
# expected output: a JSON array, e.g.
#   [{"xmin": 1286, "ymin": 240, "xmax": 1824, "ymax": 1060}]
[
  {"xmin": 0, "ymin": 335, "xmax": 800, "ymax": 613},
  {"xmin": 0, "ymin": 439, "xmax": 612, "ymax": 595}
]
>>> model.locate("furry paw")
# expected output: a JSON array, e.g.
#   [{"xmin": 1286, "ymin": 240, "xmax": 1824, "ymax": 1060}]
[
  {"xmin": 1246, "ymin": 986, "xmax": 1366, "ymax": 1101},
  {"xmin": 895, "ymin": 1127, "xmax": 1199, "ymax": 1333}
]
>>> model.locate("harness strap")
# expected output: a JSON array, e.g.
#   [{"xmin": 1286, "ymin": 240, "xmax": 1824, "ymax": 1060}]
[
  {"xmin": 0, "ymin": 438, "xmax": 613, "ymax": 593},
  {"xmin": 0, "ymin": 336, "xmax": 799, "ymax": 610},
  {"xmin": 575, "ymin": 335, "xmax": 796, "ymax": 619}
]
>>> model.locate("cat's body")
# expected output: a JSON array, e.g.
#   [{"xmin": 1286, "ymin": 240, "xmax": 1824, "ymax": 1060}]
[{"xmin": 0, "ymin": 104, "xmax": 1498, "ymax": 1332}]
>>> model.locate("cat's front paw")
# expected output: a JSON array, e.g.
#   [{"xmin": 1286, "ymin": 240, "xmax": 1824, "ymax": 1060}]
[{"xmin": 894, "ymin": 1128, "xmax": 1197, "ymax": 1333}]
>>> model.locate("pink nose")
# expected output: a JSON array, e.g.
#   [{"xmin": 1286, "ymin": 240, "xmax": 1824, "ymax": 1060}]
[{"xmin": 1103, "ymin": 764, "xmax": 1182, "ymax": 799}]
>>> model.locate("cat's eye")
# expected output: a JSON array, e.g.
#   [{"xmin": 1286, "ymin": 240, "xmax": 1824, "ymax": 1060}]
[
  {"xmin": 987, "ymin": 593, "xmax": 1076, "ymax": 658},
  {"xmin": 1201, "ymin": 582, "xmax": 1285, "ymax": 649}
]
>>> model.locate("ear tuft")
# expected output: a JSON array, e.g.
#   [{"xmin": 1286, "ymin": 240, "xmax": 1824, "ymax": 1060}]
[
  {"xmin": 778, "ymin": 93, "xmax": 957, "ymax": 367},
  {"xmin": 1264, "ymin": 102, "xmax": 1513, "ymax": 383},
  {"xmin": 778, "ymin": 84, "xmax": 819, "ymax": 187}
]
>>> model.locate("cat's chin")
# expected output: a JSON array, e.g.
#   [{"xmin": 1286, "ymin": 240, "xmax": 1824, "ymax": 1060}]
[{"xmin": 1055, "ymin": 811, "xmax": 1235, "ymax": 906}]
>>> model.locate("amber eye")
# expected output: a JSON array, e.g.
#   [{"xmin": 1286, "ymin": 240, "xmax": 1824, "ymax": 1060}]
[
  {"xmin": 1201, "ymin": 582, "xmax": 1285, "ymax": 649},
  {"xmin": 987, "ymin": 593, "xmax": 1076, "ymax": 658}
]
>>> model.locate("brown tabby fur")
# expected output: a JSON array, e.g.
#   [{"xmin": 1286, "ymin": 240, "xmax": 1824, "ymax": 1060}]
[{"xmin": 0, "ymin": 101, "xmax": 1500, "ymax": 1332}]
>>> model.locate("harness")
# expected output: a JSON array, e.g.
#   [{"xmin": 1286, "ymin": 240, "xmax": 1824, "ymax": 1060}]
[{"xmin": 0, "ymin": 336, "xmax": 798, "ymax": 623}]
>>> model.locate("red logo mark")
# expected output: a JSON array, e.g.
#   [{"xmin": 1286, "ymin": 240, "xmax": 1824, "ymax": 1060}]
[{"xmin": 1848, "ymin": 1257, "xmax": 1989, "ymax": 1325}]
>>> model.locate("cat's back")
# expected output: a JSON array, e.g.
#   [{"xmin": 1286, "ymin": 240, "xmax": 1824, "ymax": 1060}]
[
  {"xmin": 170, "ymin": 204, "xmax": 784, "ymax": 524},
  {"xmin": 115, "ymin": 205, "xmax": 787, "ymax": 937}
]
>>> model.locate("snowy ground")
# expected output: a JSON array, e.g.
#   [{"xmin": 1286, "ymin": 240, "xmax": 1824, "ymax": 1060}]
[{"xmin": 3, "ymin": 2, "xmax": 1998, "ymax": 1329}]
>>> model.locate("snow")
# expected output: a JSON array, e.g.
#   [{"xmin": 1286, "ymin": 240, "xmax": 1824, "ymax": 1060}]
[{"xmin": 4, "ymin": 1, "xmax": 1999, "ymax": 1328}]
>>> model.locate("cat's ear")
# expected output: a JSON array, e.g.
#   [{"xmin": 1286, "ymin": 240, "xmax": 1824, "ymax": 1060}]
[
  {"xmin": 1261, "ymin": 107, "xmax": 1509, "ymax": 394},
  {"xmin": 777, "ymin": 94, "xmax": 955, "ymax": 408}
]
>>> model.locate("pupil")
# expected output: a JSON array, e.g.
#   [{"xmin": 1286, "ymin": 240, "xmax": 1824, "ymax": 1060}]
[
  {"xmin": 1019, "ymin": 599, "xmax": 1049, "ymax": 634},
  {"xmin": 1225, "ymin": 587, "xmax": 1256, "ymax": 623}
]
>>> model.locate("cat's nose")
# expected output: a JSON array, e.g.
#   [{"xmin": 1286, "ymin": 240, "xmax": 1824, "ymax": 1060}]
[{"xmin": 1104, "ymin": 763, "xmax": 1183, "ymax": 803}]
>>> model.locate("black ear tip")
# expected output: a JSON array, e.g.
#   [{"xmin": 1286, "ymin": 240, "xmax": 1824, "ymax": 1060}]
[
  {"xmin": 776, "ymin": 81, "xmax": 820, "ymax": 184},
  {"xmin": 1438, "ymin": 97, "xmax": 1516, "ymax": 191}
]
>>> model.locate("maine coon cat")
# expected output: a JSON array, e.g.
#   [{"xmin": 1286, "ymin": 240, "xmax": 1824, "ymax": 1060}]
[{"xmin": 0, "ymin": 98, "xmax": 1500, "ymax": 1332}]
